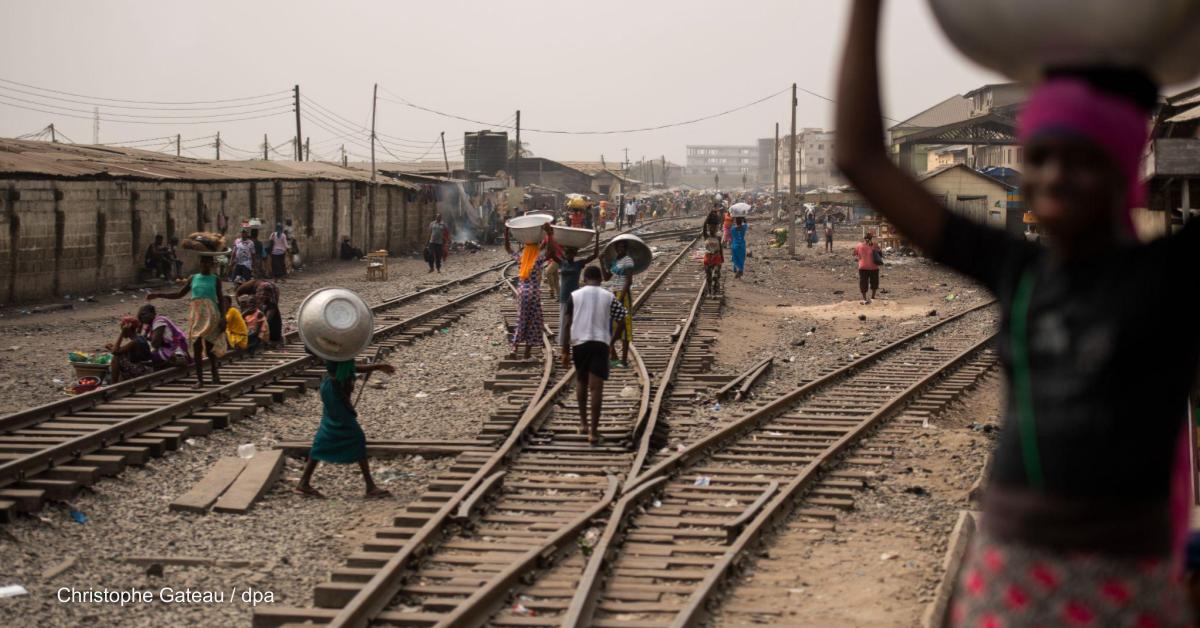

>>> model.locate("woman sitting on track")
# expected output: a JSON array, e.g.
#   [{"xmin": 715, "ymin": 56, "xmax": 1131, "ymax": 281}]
[{"xmin": 836, "ymin": 1, "xmax": 1198, "ymax": 624}]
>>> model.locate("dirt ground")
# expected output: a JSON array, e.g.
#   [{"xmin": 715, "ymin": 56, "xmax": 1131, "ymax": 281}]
[{"xmin": 0, "ymin": 247, "xmax": 507, "ymax": 414}]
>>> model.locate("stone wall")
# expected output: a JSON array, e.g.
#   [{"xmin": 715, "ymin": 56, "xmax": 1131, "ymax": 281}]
[{"xmin": 0, "ymin": 177, "xmax": 435, "ymax": 304}]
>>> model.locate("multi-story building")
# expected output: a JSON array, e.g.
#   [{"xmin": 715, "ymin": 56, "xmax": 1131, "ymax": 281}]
[
  {"xmin": 684, "ymin": 145, "xmax": 757, "ymax": 181},
  {"xmin": 799, "ymin": 130, "xmax": 841, "ymax": 188},
  {"xmin": 771, "ymin": 128, "xmax": 844, "ymax": 192}
]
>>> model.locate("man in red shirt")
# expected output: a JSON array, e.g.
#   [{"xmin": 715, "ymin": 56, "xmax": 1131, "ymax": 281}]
[{"xmin": 852, "ymin": 232, "xmax": 881, "ymax": 304}]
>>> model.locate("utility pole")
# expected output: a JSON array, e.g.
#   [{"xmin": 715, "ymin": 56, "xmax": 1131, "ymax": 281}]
[
  {"xmin": 514, "ymin": 110, "xmax": 521, "ymax": 188},
  {"xmin": 774, "ymin": 122, "xmax": 780, "ymax": 201},
  {"xmin": 304, "ymin": 137, "xmax": 310, "ymax": 161},
  {"xmin": 49, "ymin": 123, "xmax": 56, "ymax": 142},
  {"xmin": 788, "ymin": 82, "xmax": 797, "ymax": 256},
  {"xmin": 93, "ymin": 106, "xmax": 99, "ymax": 144},
  {"xmin": 622, "ymin": 148, "xmax": 630, "ymax": 171},
  {"xmin": 440, "ymin": 131, "xmax": 450, "ymax": 173},
  {"xmin": 176, "ymin": 134, "xmax": 181, "ymax": 157},
  {"xmin": 263, "ymin": 134, "xmax": 269, "ymax": 160},
  {"xmin": 370, "ymin": 83, "xmax": 378, "ymax": 182},
  {"xmin": 293, "ymin": 85, "xmax": 302, "ymax": 161},
  {"xmin": 215, "ymin": 131, "xmax": 221, "ymax": 160},
  {"xmin": 341, "ymin": 145, "xmax": 347, "ymax": 167},
  {"xmin": 661, "ymin": 156, "xmax": 667, "ymax": 187}
]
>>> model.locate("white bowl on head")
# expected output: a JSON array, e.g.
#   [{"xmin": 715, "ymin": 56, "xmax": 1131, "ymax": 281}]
[
  {"xmin": 506, "ymin": 214, "xmax": 553, "ymax": 245},
  {"xmin": 553, "ymin": 226, "xmax": 594, "ymax": 249},
  {"xmin": 296, "ymin": 288, "xmax": 374, "ymax": 362},
  {"xmin": 928, "ymin": 0, "xmax": 1200, "ymax": 84}
]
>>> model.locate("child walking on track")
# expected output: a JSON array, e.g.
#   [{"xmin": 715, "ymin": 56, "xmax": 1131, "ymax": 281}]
[{"xmin": 562, "ymin": 266, "xmax": 628, "ymax": 445}]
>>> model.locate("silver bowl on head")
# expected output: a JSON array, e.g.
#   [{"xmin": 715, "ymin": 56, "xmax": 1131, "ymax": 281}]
[
  {"xmin": 553, "ymin": 225, "xmax": 594, "ymax": 250},
  {"xmin": 601, "ymin": 234, "xmax": 652, "ymax": 276},
  {"xmin": 296, "ymin": 288, "xmax": 374, "ymax": 362},
  {"xmin": 928, "ymin": 0, "xmax": 1200, "ymax": 85},
  {"xmin": 506, "ymin": 214, "xmax": 553, "ymax": 245}
]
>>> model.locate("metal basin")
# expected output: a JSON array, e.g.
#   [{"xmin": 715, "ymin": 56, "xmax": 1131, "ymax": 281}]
[
  {"xmin": 601, "ymin": 234, "xmax": 652, "ymax": 276},
  {"xmin": 506, "ymin": 214, "xmax": 553, "ymax": 244},
  {"xmin": 553, "ymin": 226, "xmax": 595, "ymax": 249},
  {"xmin": 296, "ymin": 288, "xmax": 374, "ymax": 362}
]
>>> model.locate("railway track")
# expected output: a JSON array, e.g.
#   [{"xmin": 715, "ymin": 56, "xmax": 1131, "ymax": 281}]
[
  {"xmin": 560, "ymin": 303, "xmax": 999, "ymax": 628},
  {"xmin": 254, "ymin": 230, "xmax": 727, "ymax": 626},
  {"xmin": 0, "ymin": 219, "xmax": 699, "ymax": 522}
]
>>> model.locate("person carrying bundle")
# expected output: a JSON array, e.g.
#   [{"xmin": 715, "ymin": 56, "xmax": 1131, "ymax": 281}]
[{"xmin": 836, "ymin": 2, "xmax": 1199, "ymax": 624}]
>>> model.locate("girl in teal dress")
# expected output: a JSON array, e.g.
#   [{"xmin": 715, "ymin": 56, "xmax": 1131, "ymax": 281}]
[{"xmin": 295, "ymin": 359, "xmax": 395, "ymax": 498}]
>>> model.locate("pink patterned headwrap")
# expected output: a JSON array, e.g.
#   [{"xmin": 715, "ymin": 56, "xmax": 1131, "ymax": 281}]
[{"xmin": 1017, "ymin": 78, "xmax": 1150, "ymax": 223}]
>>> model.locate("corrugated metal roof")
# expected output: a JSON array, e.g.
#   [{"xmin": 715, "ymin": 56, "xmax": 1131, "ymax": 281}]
[
  {"xmin": 1167, "ymin": 103, "xmax": 1200, "ymax": 123},
  {"xmin": 890, "ymin": 95, "xmax": 972, "ymax": 130},
  {"xmin": 0, "ymin": 138, "xmax": 419, "ymax": 188},
  {"xmin": 918, "ymin": 163, "xmax": 1014, "ymax": 189}
]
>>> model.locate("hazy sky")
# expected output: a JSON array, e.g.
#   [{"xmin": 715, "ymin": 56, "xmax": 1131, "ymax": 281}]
[{"xmin": 0, "ymin": 0, "xmax": 1001, "ymax": 164}]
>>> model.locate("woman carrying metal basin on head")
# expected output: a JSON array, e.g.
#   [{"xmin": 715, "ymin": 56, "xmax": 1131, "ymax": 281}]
[
  {"xmin": 601, "ymin": 234, "xmax": 651, "ymax": 367},
  {"xmin": 836, "ymin": 1, "xmax": 1200, "ymax": 625},
  {"xmin": 504, "ymin": 213, "xmax": 558, "ymax": 360},
  {"xmin": 293, "ymin": 288, "xmax": 394, "ymax": 499}
]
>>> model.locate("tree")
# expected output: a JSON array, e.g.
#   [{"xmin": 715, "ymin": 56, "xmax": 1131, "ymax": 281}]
[{"xmin": 507, "ymin": 139, "xmax": 532, "ymax": 159}]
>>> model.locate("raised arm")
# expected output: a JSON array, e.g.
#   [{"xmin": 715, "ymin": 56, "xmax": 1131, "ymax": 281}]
[
  {"xmin": 146, "ymin": 276, "xmax": 191, "ymax": 301},
  {"xmin": 834, "ymin": 0, "xmax": 947, "ymax": 253}
]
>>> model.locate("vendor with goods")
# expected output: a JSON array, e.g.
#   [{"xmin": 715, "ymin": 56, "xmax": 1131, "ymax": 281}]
[
  {"xmin": 836, "ymin": 1, "xmax": 1200, "ymax": 624},
  {"xmin": 107, "ymin": 315, "xmax": 156, "ymax": 383},
  {"xmin": 145, "ymin": 232, "xmax": 229, "ymax": 388}
]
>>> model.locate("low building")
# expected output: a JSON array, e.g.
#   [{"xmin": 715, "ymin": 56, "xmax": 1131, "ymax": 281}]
[
  {"xmin": 513, "ymin": 157, "xmax": 593, "ymax": 195},
  {"xmin": 0, "ymin": 138, "xmax": 441, "ymax": 304},
  {"xmin": 918, "ymin": 164, "xmax": 1019, "ymax": 233}
]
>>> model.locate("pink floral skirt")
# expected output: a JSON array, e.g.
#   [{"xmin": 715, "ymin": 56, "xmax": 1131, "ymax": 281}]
[{"xmin": 950, "ymin": 531, "xmax": 1191, "ymax": 628}]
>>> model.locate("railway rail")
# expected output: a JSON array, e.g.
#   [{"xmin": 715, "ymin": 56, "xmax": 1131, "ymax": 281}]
[
  {"xmin": 562, "ymin": 302, "xmax": 998, "ymax": 628},
  {"xmin": 0, "ymin": 219, "xmax": 698, "ymax": 522},
  {"xmin": 255, "ymin": 229, "xmax": 723, "ymax": 626}
]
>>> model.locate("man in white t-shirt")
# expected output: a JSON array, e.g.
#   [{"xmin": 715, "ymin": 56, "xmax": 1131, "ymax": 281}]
[
  {"xmin": 624, "ymin": 199, "xmax": 638, "ymax": 228},
  {"xmin": 562, "ymin": 266, "xmax": 628, "ymax": 445}
]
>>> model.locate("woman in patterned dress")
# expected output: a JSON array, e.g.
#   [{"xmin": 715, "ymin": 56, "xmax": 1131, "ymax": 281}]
[{"xmin": 504, "ymin": 222, "xmax": 555, "ymax": 359}]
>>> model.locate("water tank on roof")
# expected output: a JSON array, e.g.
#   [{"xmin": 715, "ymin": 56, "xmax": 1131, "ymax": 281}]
[{"xmin": 464, "ymin": 131, "xmax": 508, "ymax": 176}]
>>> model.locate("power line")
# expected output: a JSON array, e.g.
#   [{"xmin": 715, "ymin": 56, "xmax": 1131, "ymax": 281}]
[
  {"xmin": 301, "ymin": 95, "xmax": 441, "ymax": 145},
  {"xmin": 0, "ymin": 76, "xmax": 289, "ymax": 106},
  {"xmin": 54, "ymin": 128, "xmax": 78, "ymax": 144},
  {"xmin": 0, "ymin": 95, "xmax": 293, "ymax": 125},
  {"xmin": 0, "ymin": 81, "xmax": 291, "ymax": 112},
  {"xmin": 378, "ymin": 84, "xmax": 792, "ymax": 135},
  {"xmin": 0, "ymin": 88, "xmax": 293, "ymax": 119}
]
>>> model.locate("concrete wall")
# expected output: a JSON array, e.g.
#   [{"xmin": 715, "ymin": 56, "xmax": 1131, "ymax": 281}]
[{"xmin": 0, "ymin": 177, "xmax": 435, "ymax": 304}]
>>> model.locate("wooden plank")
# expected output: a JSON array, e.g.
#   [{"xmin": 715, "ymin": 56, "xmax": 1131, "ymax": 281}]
[
  {"xmin": 169, "ymin": 456, "xmax": 248, "ymax": 513},
  {"xmin": 212, "ymin": 450, "xmax": 285, "ymax": 514}
]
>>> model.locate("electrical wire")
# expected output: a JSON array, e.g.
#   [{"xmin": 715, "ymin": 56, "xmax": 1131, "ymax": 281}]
[
  {"xmin": 0, "ymin": 76, "xmax": 289, "ymax": 106},
  {"xmin": 0, "ymin": 81, "xmax": 291, "ymax": 112},
  {"xmin": 0, "ymin": 88, "xmax": 293, "ymax": 119},
  {"xmin": 300, "ymin": 111, "xmax": 445, "ymax": 159},
  {"xmin": 53, "ymin": 129, "xmax": 78, "ymax": 144},
  {"xmin": 0, "ymin": 96, "xmax": 293, "ymax": 125},
  {"xmin": 301, "ymin": 95, "xmax": 441, "ymax": 145}
]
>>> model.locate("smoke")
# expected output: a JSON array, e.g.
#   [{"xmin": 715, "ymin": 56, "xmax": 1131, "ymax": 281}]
[{"xmin": 436, "ymin": 181, "xmax": 483, "ymax": 243}]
